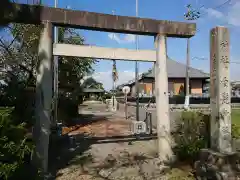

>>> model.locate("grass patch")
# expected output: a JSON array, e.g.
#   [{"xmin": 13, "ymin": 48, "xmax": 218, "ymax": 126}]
[
  {"xmin": 167, "ymin": 168, "xmax": 195, "ymax": 180},
  {"xmin": 232, "ymin": 109, "xmax": 240, "ymax": 125}
]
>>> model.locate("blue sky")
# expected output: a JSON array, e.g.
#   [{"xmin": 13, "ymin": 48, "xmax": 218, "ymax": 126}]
[{"xmin": 34, "ymin": 0, "xmax": 240, "ymax": 89}]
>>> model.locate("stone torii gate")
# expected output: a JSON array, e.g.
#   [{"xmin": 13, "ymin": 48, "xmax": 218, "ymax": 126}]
[{"xmin": 2, "ymin": 3, "xmax": 196, "ymax": 173}]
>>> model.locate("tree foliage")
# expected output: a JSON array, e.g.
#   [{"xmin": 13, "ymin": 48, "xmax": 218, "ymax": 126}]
[
  {"xmin": 0, "ymin": 107, "xmax": 34, "ymax": 180},
  {"xmin": 58, "ymin": 27, "xmax": 96, "ymax": 92},
  {"xmin": 0, "ymin": 23, "xmax": 96, "ymax": 125},
  {"xmin": 82, "ymin": 77, "xmax": 104, "ymax": 90},
  {"xmin": 0, "ymin": 21, "xmax": 96, "ymax": 177},
  {"xmin": 184, "ymin": 4, "xmax": 201, "ymax": 20},
  {"xmin": 1, "ymin": 24, "xmax": 96, "ymax": 92}
]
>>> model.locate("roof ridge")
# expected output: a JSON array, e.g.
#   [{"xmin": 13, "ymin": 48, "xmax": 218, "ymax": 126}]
[
  {"xmin": 118, "ymin": 56, "xmax": 209, "ymax": 87},
  {"xmin": 149, "ymin": 56, "xmax": 209, "ymax": 75},
  {"xmin": 167, "ymin": 56, "xmax": 209, "ymax": 75}
]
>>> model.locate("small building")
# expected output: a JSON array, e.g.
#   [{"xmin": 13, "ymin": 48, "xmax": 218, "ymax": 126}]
[
  {"xmin": 118, "ymin": 57, "xmax": 210, "ymax": 97},
  {"xmin": 82, "ymin": 88, "xmax": 105, "ymax": 101}
]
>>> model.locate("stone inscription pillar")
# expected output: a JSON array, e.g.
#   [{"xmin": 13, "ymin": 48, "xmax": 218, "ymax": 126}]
[
  {"xmin": 33, "ymin": 21, "xmax": 53, "ymax": 173},
  {"xmin": 154, "ymin": 35, "xmax": 173, "ymax": 161},
  {"xmin": 210, "ymin": 26, "xmax": 231, "ymax": 153}
]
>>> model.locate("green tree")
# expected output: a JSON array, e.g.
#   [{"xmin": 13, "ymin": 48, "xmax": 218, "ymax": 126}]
[
  {"xmin": 184, "ymin": 4, "xmax": 201, "ymax": 20},
  {"xmin": 1, "ymin": 24, "xmax": 95, "ymax": 90},
  {"xmin": 0, "ymin": 107, "xmax": 34, "ymax": 180},
  {"xmin": 82, "ymin": 77, "xmax": 104, "ymax": 90},
  {"xmin": 0, "ymin": 21, "xmax": 96, "ymax": 178},
  {"xmin": 0, "ymin": 23, "xmax": 96, "ymax": 125},
  {"xmin": 57, "ymin": 27, "xmax": 95, "ymax": 92}
]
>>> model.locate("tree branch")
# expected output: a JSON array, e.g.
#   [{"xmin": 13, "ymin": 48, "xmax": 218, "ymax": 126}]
[{"xmin": 0, "ymin": 38, "xmax": 34, "ymax": 79}]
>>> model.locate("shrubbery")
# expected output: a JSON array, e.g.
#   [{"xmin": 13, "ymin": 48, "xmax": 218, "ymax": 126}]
[
  {"xmin": 0, "ymin": 107, "xmax": 34, "ymax": 180},
  {"xmin": 232, "ymin": 123, "xmax": 240, "ymax": 139},
  {"xmin": 173, "ymin": 111, "xmax": 240, "ymax": 162},
  {"xmin": 172, "ymin": 111, "xmax": 209, "ymax": 162}
]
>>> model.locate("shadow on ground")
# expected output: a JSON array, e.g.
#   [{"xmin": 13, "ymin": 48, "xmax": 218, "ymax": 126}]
[
  {"xmin": 66, "ymin": 113, "xmax": 108, "ymax": 126},
  {"xmin": 48, "ymin": 112, "xmax": 158, "ymax": 179},
  {"xmin": 48, "ymin": 113, "xmax": 106, "ymax": 178}
]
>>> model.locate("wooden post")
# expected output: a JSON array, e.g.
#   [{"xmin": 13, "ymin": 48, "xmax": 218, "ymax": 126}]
[
  {"xmin": 33, "ymin": 21, "xmax": 53, "ymax": 174},
  {"xmin": 154, "ymin": 34, "xmax": 173, "ymax": 161},
  {"xmin": 210, "ymin": 26, "xmax": 232, "ymax": 153}
]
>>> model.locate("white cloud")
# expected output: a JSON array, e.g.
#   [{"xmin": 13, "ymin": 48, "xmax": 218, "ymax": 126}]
[
  {"xmin": 203, "ymin": 8, "xmax": 224, "ymax": 19},
  {"xmin": 124, "ymin": 34, "xmax": 136, "ymax": 43},
  {"xmin": 108, "ymin": 33, "xmax": 122, "ymax": 44},
  {"xmin": 203, "ymin": 2, "xmax": 240, "ymax": 27},
  {"xmin": 227, "ymin": 1, "xmax": 240, "ymax": 27},
  {"xmin": 92, "ymin": 70, "xmax": 140, "ymax": 90},
  {"xmin": 108, "ymin": 33, "xmax": 136, "ymax": 44}
]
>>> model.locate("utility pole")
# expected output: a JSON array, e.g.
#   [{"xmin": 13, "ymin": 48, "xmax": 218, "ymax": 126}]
[
  {"xmin": 183, "ymin": 3, "xmax": 201, "ymax": 110},
  {"xmin": 135, "ymin": 0, "xmax": 140, "ymax": 121},
  {"xmin": 112, "ymin": 10, "xmax": 117, "ymax": 111},
  {"xmin": 184, "ymin": 38, "xmax": 190, "ymax": 110},
  {"xmin": 53, "ymin": 0, "xmax": 59, "ymax": 124}
]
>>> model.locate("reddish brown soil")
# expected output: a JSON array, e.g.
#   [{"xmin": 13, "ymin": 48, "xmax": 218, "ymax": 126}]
[{"xmin": 62, "ymin": 119, "xmax": 132, "ymax": 137}]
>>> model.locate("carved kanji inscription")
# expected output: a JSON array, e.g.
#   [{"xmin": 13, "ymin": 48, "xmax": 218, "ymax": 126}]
[
  {"xmin": 220, "ymin": 92, "xmax": 230, "ymax": 104},
  {"xmin": 221, "ymin": 125, "xmax": 231, "ymax": 141},
  {"xmin": 211, "ymin": 54, "xmax": 217, "ymax": 81},
  {"xmin": 220, "ymin": 56, "xmax": 229, "ymax": 69},
  {"xmin": 220, "ymin": 40, "xmax": 229, "ymax": 51},
  {"xmin": 220, "ymin": 77, "xmax": 229, "ymax": 88}
]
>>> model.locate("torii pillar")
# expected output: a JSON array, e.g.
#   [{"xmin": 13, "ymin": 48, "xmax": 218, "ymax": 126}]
[
  {"xmin": 155, "ymin": 34, "xmax": 173, "ymax": 162},
  {"xmin": 33, "ymin": 21, "xmax": 53, "ymax": 175}
]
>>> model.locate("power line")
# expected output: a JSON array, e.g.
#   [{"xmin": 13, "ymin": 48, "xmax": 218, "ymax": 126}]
[
  {"xmin": 190, "ymin": 0, "xmax": 233, "ymax": 32},
  {"xmin": 192, "ymin": 57, "xmax": 240, "ymax": 64},
  {"xmin": 198, "ymin": 0, "xmax": 232, "ymax": 18},
  {"xmin": 189, "ymin": 1, "xmax": 239, "ymax": 68}
]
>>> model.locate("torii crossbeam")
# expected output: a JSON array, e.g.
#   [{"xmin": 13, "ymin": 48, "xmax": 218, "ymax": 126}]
[{"xmin": 1, "ymin": 3, "xmax": 196, "ymax": 37}]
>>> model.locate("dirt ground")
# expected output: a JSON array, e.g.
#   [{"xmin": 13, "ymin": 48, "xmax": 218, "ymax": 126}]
[
  {"xmin": 50, "ymin": 103, "xmax": 194, "ymax": 180},
  {"xmin": 62, "ymin": 118, "xmax": 131, "ymax": 137}
]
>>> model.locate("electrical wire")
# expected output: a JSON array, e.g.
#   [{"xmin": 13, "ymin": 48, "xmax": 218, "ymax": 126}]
[
  {"xmin": 192, "ymin": 57, "xmax": 240, "ymax": 64},
  {"xmin": 190, "ymin": 0, "xmax": 240, "ymax": 64},
  {"xmin": 197, "ymin": 0, "xmax": 233, "ymax": 18},
  {"xmin": 191, "ymin": 0, "xmax": 234, "ymax": 32}
]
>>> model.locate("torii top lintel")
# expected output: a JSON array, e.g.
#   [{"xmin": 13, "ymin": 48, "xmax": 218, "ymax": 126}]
[{"xmin": 1, "ymin": 3, "xmax": 196, "ymax": 38}]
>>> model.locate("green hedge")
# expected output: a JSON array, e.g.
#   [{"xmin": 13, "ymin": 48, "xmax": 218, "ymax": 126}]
[
  {"xmin": 172, "ymin": 111, "xmax": 209, "ymax": 162},
  {"xmin": 0, "ymin": 107, "xmax": 36, "ymax": 180},
  {"xmin": 173, "ymin": 111, "xmax": 240, "ymax": 162}
]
